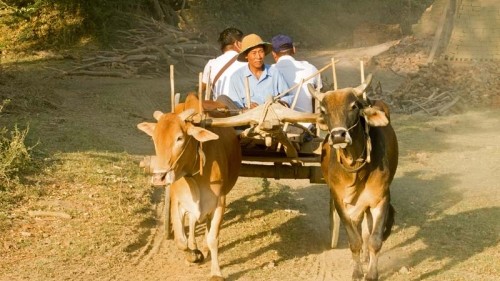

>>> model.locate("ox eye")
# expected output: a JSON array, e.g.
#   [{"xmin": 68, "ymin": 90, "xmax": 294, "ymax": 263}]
[
  {"xmin": 176, "ymin": 135, "xmax": 184, "ymax": 142},
  {"xmin": 320, "ymin": 106, "xmax": 327, "ymax": 114},
  {"xmin": 350, "ymin": 102, "xmax": 359, "ymax": 111}
]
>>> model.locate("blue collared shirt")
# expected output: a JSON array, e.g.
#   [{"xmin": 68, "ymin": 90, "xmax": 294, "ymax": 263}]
[{"xmin": 227, "ymin": 64, "xmax": 291, "ymax": 108}]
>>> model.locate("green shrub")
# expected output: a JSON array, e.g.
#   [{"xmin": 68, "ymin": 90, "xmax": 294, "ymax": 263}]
[{"xmin": 0, "ymin": 99, "xmax": 34, "ymax": 189}]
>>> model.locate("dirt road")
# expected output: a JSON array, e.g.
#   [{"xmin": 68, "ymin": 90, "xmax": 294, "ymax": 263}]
[{"xmin": 1, "ymin": 44, "xmax": 499, "ymax": 281}]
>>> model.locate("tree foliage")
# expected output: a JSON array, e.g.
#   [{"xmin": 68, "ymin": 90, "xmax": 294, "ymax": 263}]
[
  {"xmin": 0, "ymin": 0, "xmax": 434, "ymax": 51},
  {"xmin": 0, "ymin": 0, "xmax": 184, "ymax": 49}
]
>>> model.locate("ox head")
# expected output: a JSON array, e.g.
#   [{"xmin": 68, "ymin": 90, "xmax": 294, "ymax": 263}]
[
  {"xmin": 137, "ymin": 109, "xmax": 219, "ymax": 184},
  {"xmin": 307, "ymin": 74, "xmax": 389, "ymax": 149}
]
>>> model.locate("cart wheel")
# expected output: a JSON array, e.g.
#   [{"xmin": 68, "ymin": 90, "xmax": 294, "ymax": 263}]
[
  {"xmin": 164, "ymin": 183, "xmax": 173, "ymax": 239},
  {"xmin": 330, "ymin": 197, "xmax": 340, "ymax": 248}
]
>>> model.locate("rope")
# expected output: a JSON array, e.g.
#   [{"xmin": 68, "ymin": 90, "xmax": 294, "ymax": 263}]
[
  {"xmin": 164, "ymin": 135, "xmax": 203, "ymax": 178},
  {"xmin": 334, "ymin": 116, "xmax": 372, "ymax": 174}
]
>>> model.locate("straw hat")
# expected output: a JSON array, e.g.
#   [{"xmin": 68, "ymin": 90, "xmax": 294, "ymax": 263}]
[{"xmin": 237, "ymin": 34, "xmax": 272, "ymax": 62}]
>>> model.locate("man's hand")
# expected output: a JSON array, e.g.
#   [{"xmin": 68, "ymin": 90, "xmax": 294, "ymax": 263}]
[{"xmin": 249, "ymin": 102, "xmax": 259, "ymax": 109}]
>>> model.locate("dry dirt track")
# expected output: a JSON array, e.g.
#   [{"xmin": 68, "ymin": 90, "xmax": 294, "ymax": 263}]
[
  {"xmin": 110, "ymin": 113, "xmax": 500, "ymax": 281},
  {"xmin": 108, "ymin": 44, "xmax": 499, "ymax": 280},
  {"xmin": 1, "ymin": 43, "xmax": 499, "ymax": 281}
]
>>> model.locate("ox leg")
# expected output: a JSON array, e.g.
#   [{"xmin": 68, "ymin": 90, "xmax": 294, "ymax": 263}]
[
  {"xmin": 202, "ymin": 214, "xmax": 212, "ymax": 255},
  {"xmin": 362, "ymin": 211, "xmax": 373, "ymax": 263},
  {"xmin": 365, "ymin": 200, "xmax": 390, "ymax": 281},
  {"xmin": 184, "ymin": 214, "xmax": 204, "ymax": 263},
  {"xmin": 170, "ymin": 195, "xmax": 188, "ymax": 250},
  {"xmin": 338, "ymin": 206, "xmax": 364, "ymax": 281},
  {"xmin": 206, "ymin": 196, "xmax": 226, "ymax": 281},
  {"xmin": 346, "ymin": 223, "xmax": 364, "ymax": 281}
]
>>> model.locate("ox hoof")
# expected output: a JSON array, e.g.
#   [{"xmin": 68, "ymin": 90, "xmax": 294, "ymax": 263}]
[
  {"xmin": 365, "ymin": 275, "xmax": 378, "ymax": 281},
  {"xmin": 351, "ymin": 272, "xmax": 363, "ymax": 281},
  {"xmin": 184, "ymin": 249, "xmax": 204, "ymax": 263},
  {"xmin": 209, "ymin": 276, "xmax": 225, "ymax": 281}
]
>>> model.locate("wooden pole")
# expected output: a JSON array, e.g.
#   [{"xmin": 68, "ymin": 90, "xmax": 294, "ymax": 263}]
[
  {"xmin": 197, "ymin": 72, "xmax": 204, "ymax": 176},
  {"xmin": 170, "ymin": 65, "xmax": 175, "ymax": 112},
  {"xmin": 332, "ymin": 57, "xmax": 338, "ymax": 90},
  {"xmin": 360, "ymin": 60, "xmax": 365, "ymax": 84},
  {"xmin": 245, "ymin": 76, "xmax": 251, "ymax": 109},
  {"xmin": 277, "ymin": 78, "xmax": 305, "ymax": 152},
  {"xmin": 198, "ymin": 72, "xmax": 203, "ymax": 113},
  {"xmin": 204, "ymin": 67, "xmax": 211, "ymax": 101}
]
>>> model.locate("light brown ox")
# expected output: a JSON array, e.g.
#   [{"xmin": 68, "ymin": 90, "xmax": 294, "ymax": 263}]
[
  {"xmin": 137, "ymin": 94, "xmax": 241, "ymax": 281},
  {"xmin": 308, "ymin": 75, "xmax": 398, "ymax": 281}
]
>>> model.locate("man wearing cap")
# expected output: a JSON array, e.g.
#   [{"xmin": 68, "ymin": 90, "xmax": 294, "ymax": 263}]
[
  {"xmin": 271, "ymin": 34, "xmax": 323, "ymax": 113},
  {"xmin": 202, "ymin": 27, "xmax": 246, "ymax": 100},
  {"xmin": 225, "ymin": 33, "xmax": 291, "ymax": 109}
]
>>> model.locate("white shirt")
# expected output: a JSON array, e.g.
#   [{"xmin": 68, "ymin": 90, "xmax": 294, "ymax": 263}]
[
  {"xmin": 202, "ymin": 50, "xmax": 246, "ymax": 100},
  {"xmin": 273, "ymin": 55, "xmax": 323, "ymax": 113}
]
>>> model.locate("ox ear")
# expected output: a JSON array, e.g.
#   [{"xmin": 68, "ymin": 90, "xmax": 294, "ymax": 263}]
[
  {"xmin": 307, "ymin": 84, "xmax": 324, "ymax": 102},
  {"xmin": 137, "ymin": 122, "xmax": 156, "ymax": 137},
  {"xmin": 153, "ymin": 111, "xmax": 164, "ymax": 121},
  {"xmin": 186, "ymin": 124, "xmax": 219, "ymax": 143},
  {"xmin": 362, "ymin": 106, "xmax": 389, "ymax": 127}
]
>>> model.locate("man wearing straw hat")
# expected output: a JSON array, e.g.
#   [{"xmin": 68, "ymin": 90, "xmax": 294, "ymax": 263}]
[
  {"xmin": 271, "ymin": 34, "xmax": 322, "ymax": 113},
  {"xmin": 202, "ymin": 27, "xmax": 246, "ymax": 100},
  {"xmin": 224, "ymin": 33, "xmax": 291, "ymax": 109}
]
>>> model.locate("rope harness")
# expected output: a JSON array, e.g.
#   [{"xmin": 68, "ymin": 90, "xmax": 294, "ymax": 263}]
[
  {"xmin": 162, "ymin": 135, "xmax": 203, "ymax": 181},
  {"xmin": 334, "ymin": 114, "xmax": 372, "ymax": 174}
]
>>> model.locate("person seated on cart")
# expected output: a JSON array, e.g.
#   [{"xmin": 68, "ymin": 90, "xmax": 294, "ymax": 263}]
[
  {"xmin": 201, "ymin": 27, "xmax": 247, "ymax": 100},
  {"xmin": 271, "ymin": 34, "xmax": 323, "ymax": 113},
  {"xmin": 218, "ymin": 33, "xmax": 292, "ymax": 110}
]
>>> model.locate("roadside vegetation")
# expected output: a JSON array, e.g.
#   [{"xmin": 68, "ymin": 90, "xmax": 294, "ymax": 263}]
[
  {"xmin": 0, "ymin": 0, "xmax": 433, "ymax": 54},
  {"xmin": 0, "ymin": 98, "xmax": 33, "ymax": 203}
]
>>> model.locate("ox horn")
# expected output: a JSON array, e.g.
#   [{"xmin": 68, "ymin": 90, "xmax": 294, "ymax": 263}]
[
  {"xmin": 178, "ymin": 108, "xmax": 196, "ymax": 121},
  {"xmin": 307, "ymin": 83, "xmax": 325, "ymax": 102},
  {"xmin": 353, "ymin": 73, "xmax": 373, "ymax": 99},
  {"xmin": 153, "ymin": 111, "xmax": 164, "ymax": 121}
]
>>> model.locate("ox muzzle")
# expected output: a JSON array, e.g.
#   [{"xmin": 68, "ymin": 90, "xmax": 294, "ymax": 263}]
[
  {"xmin": 327, "ymin": 118, "xmax": 360, "ymax": 149},
  {"xmin": 328, "ymin": 127, "xmax": 352, "ymax": 149}
]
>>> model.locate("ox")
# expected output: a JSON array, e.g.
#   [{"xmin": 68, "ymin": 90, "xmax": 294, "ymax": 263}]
[
  {"xmin": 137, "ymin": 94, "xmax": 241, "ymax": 281},
  {"xmin": 308, "ymin": 75, "xmax": 398, "ymax": 281}
]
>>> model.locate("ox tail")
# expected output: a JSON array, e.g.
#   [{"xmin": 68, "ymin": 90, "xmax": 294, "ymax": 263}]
[{"xmin": 382, "ymin": 204, "xmax": 395, "ymax": 241}]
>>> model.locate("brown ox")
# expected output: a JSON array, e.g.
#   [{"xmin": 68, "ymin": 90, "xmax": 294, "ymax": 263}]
[
  {"xmin": 137, "ymin": 94, "xmax": 241, "ymax": 281},
  {"xmin": 308, "ymin": 75, "xmax": 398, "ymax": 281}
]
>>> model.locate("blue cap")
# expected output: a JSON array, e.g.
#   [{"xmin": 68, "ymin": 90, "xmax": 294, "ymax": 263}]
[{"xmin": 271, "ymin": 34, "xmax": 294, "ymax": 52}]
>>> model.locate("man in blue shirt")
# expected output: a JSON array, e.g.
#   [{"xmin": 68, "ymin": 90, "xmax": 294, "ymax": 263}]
[
  {"xmin": 225, "ymin": 34, "xmax": 291, "ymax": 109},
  {"xmin": 271, "ymin": 34, "xmax": 323, "ymax": 113}
]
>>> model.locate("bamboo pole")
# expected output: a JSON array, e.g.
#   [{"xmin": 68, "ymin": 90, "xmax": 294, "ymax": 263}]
[
  {"xmin": 332, "ymin": 57, "xmax": 338, "ymax": 90},
  {"xmin": 170, "ymin": 65, "xmax": 175, "ymax": 112}
]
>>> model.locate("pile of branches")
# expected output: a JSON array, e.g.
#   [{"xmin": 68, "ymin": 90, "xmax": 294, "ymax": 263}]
[
  {"xmin": 58, "ymin": 17, "xmax": 218, "ymax": 78},
  {"xmin": 390, "ymin": 61, "xmax": 500, "ymax": 115},
  {"xmin": 371, "ymin": 37, "xmax": 500, "ymax": 115}
]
